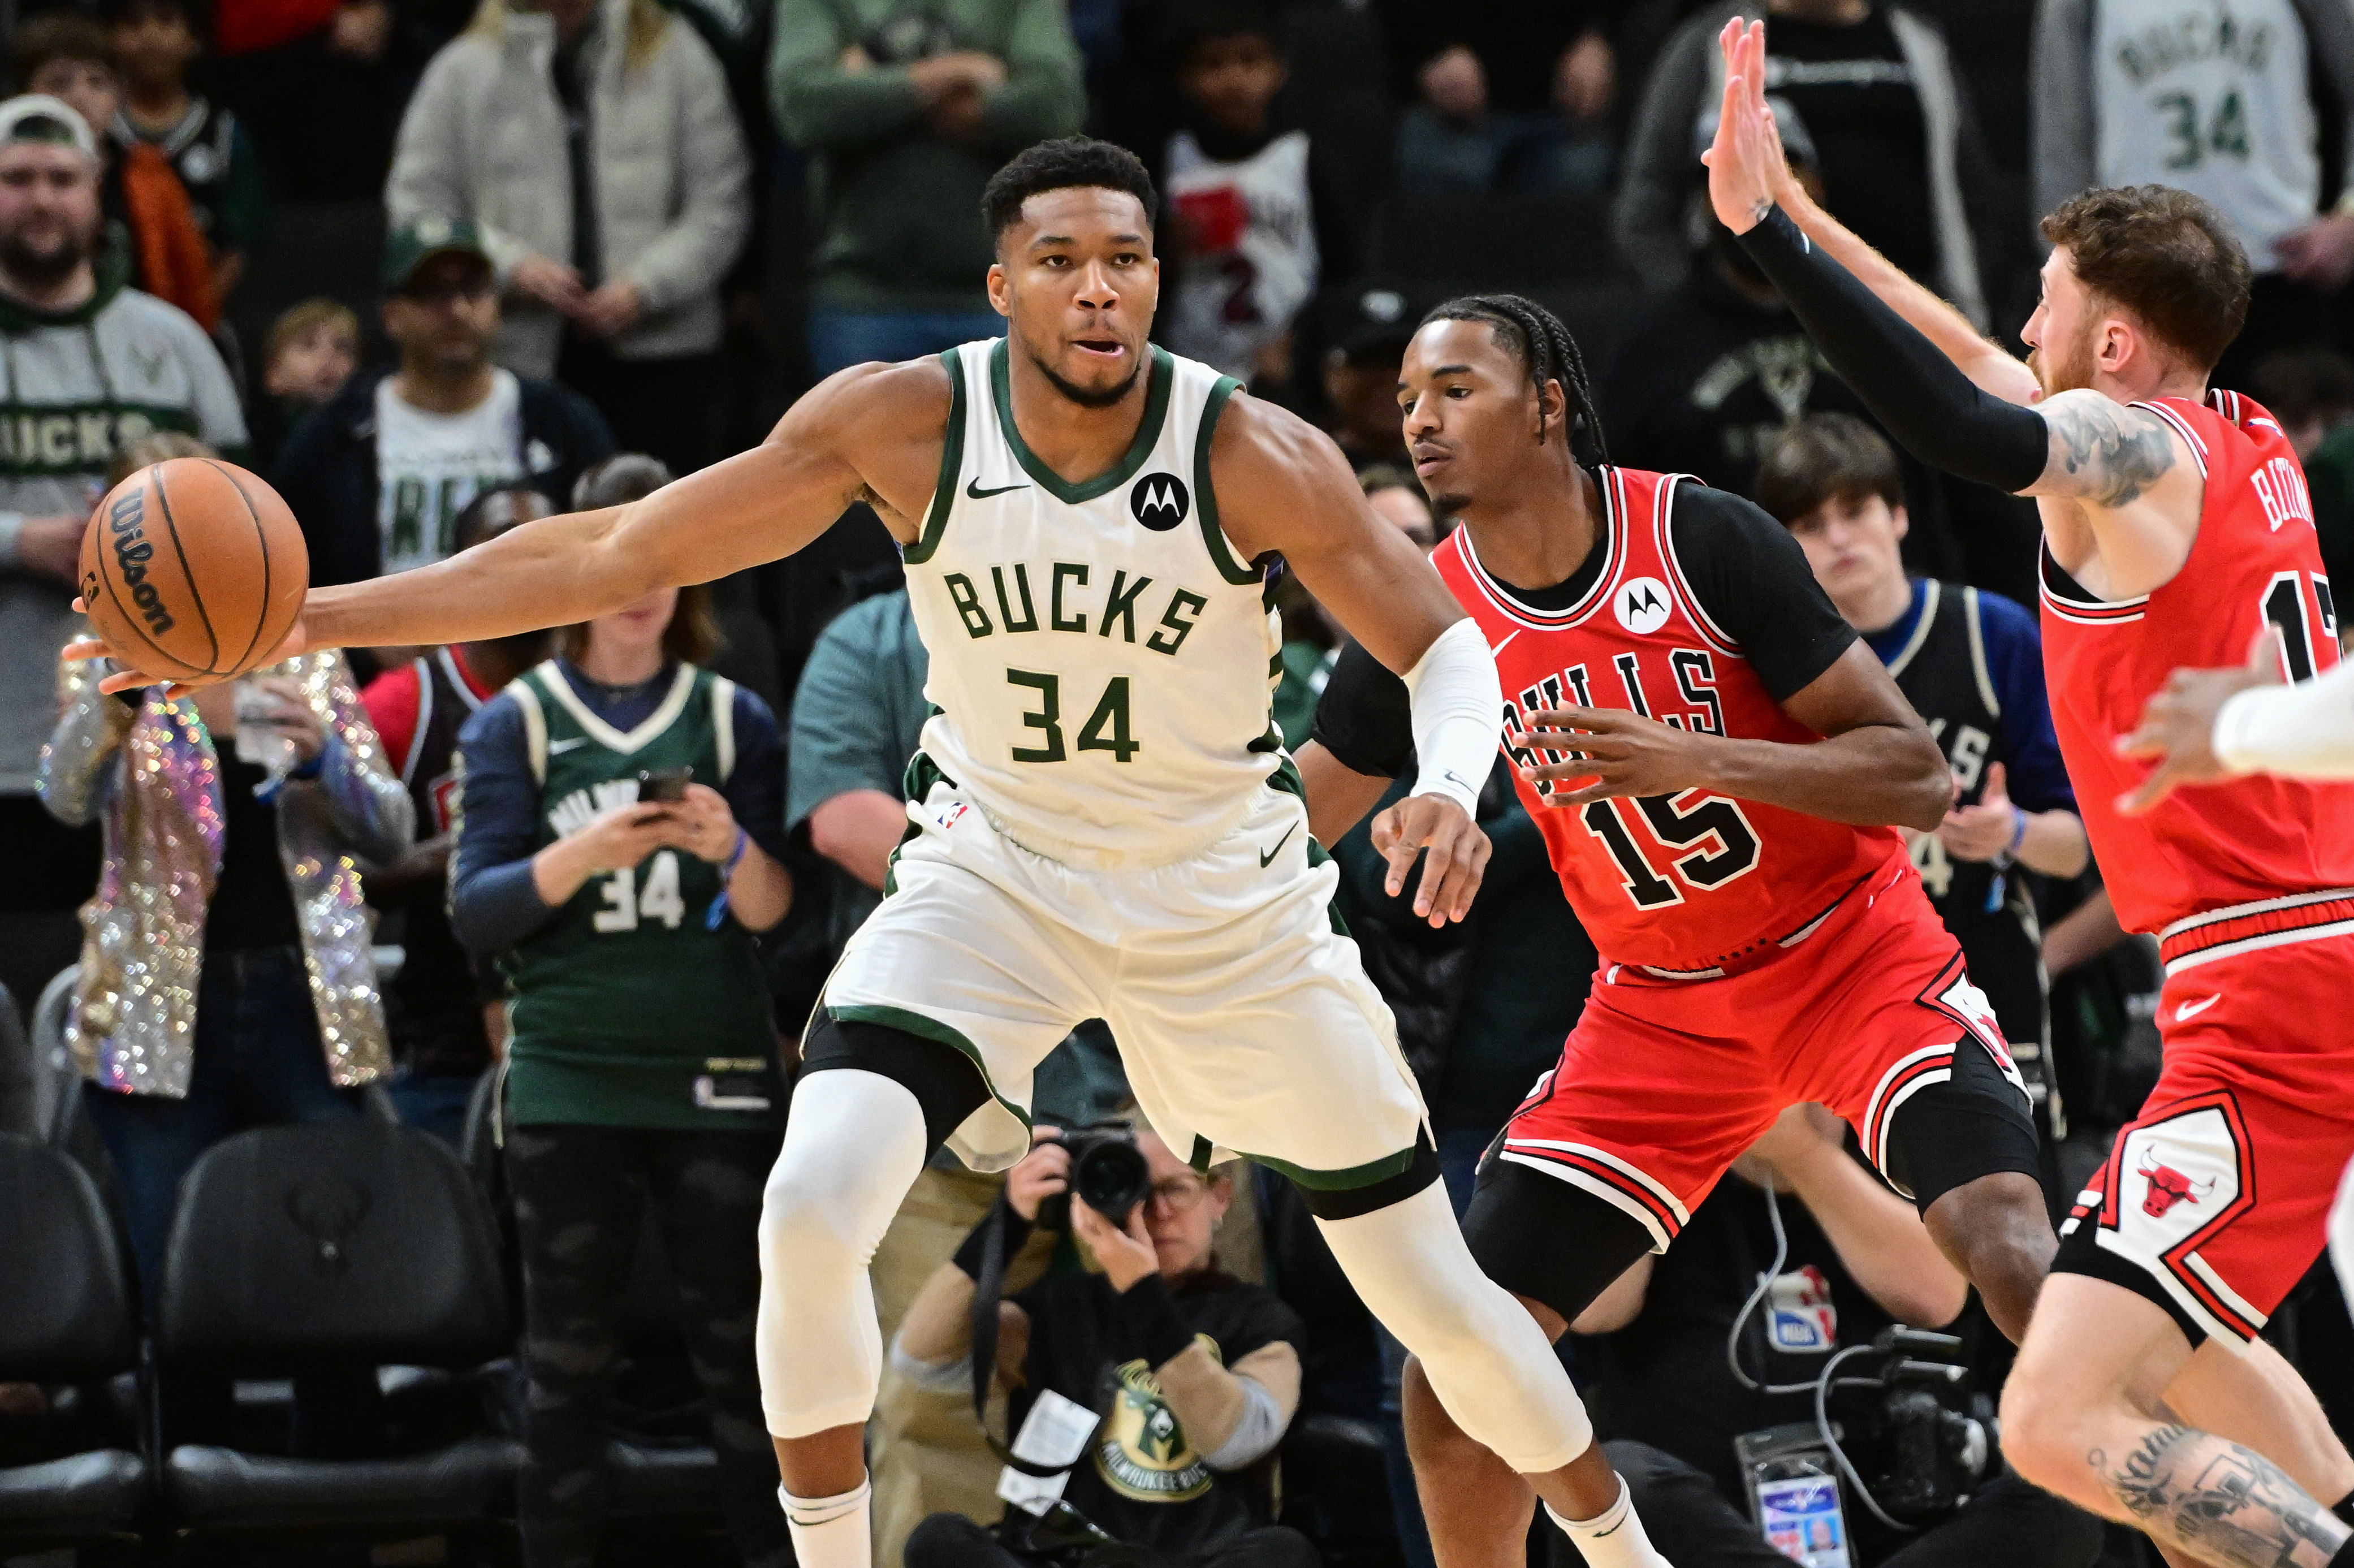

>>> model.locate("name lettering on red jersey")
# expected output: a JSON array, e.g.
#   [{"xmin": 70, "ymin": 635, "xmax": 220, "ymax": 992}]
[{"xmin": 2249, "ymin": 456, "xmax": 2313, "ymax": 534}]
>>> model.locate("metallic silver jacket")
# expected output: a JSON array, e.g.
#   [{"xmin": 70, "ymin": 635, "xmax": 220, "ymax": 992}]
[{"xmin": 38, "ymin": 647, "xmax": 415, "ymax": 1099}]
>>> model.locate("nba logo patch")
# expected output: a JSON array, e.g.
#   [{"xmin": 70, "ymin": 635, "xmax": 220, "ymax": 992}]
[
  {"xmin": 1766, "ymin": 1265, "xmax": 1837, "ymax": 1353},
  {"xmin": 1615, "ymin": 577, "xmax": 1671, "ymax": 634},
  {"xmin": 935, "ymin": 801, "xmax": 971, "ymax": 831}
]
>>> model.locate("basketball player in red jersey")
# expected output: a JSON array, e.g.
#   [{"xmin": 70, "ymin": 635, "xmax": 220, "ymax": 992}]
[
  {"xmin": 1298, "ymin": 291, "xmax": 2062, "ymax": 1564},
  {"xmin": 1706, "ymin": 19, "xmax": 2354, "ymax": 1567}
]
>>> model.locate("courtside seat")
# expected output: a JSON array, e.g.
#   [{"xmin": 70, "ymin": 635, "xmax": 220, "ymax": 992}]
[
  {"xmin": 155, "ymin": 1123, "xmax": 519, "ymax": 1545},
  {"xmin": 0, "ymin": 1133, "xmax": 149, "ymax": 1552}
]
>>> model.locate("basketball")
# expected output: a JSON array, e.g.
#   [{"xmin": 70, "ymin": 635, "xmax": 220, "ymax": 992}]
[{"xmin": 78, "ymin": 458, "xmax": 308, "ymax": 685}]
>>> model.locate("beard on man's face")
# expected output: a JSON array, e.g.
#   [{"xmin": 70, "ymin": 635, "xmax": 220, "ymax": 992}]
[
  {"xmin": 2031, "ymin": 320, "xmax": 2099, "ymax": 396},
  {"xmin": 0, "ymin": 219, "xmax": 88, "ymax": 288}
]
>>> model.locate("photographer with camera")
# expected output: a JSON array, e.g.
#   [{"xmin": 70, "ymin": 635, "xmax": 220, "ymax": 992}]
[
  {"xmin": 891, "ymin": 1125, "xmax": 1315, "ymax": 1568},
  {"xmin": 1563, "ymin": 1104, "xmax": 2102, "ymax": 1568}
]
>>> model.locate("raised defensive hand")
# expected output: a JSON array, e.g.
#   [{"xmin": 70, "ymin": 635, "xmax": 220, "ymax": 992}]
[
  {"xmin": 2115, "ymin": 628, "xmax": 2284, "ymax": 814},
  {"xmin": 1518, "ymin": 705, "xmax": 1716, "ymax": 807},
  {"xmin": 1700, "ymin": 19, "xmax": 1796, "ymax": 237},
  {"xmin": 1370, "ymin": 792, "xmax": 1492, "ymax": 928}
]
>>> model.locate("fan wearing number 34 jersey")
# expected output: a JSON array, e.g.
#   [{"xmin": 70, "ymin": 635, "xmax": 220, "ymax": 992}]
[{"xmin": 1298, "ymin": 295, "xmax": 2064, "ymax": 1568}]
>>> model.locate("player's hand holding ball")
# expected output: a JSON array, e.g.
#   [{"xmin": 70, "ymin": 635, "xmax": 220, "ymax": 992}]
[{"xmin": 70, "ymin": 458, "xmax": 309, "ymax": 693}]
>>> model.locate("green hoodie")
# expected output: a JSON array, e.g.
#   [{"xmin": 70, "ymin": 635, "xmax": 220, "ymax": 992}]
[{"xmin": 768, "ymin": 0, "xmax": 1087, "ymax": 310}]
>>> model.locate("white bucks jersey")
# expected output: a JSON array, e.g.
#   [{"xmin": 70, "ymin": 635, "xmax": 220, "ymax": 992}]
[
  {"xmin": 2096, "ymin": 0, "xmax": 2318, "ymax": 261},
  {"xmin": 903, "ymin": 339, "xmax": 1281, "ymax": 863}
]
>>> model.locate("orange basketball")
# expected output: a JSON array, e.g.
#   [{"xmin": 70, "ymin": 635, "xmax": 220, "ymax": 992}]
[{"xmin": 79, "ymin": 458, "xmax": 308, "ymax": 684}]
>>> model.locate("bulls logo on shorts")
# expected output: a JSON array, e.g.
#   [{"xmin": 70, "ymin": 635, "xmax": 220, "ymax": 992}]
[
  {"xmin": 2063, "ymin": 1093, "xmax": 2262, "ymax": 1344},
  {"xmin": 1130, "ymin": 473, "xmax": 1190, "ymax": 531}
]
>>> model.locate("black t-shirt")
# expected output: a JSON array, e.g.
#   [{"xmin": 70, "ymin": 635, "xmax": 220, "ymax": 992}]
[
  {"xmin": 204, "ymin": 757, "xmax": 303, "ymax": 952},
  {"xmin": 1012, "ymin": 1269, "xmax": 1304, "ymax": 1559},
  {"xmin": 1312, "ymin": 482, "xmax": 1857, "ymax": 779},
  {"xmin": 1767, "ymin": 10, "xmax": 1937, "ymax": 286},
  {"xmin": 1578, "ymin": 1173, "xmax": 1897, "ymax": 1506}
]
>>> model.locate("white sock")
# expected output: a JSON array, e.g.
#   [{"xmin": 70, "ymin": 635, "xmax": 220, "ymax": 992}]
[
  {"xmin": 1545, "ymin": 1479, "xmax": 1672, "ymax": 1568},
  {"xmin": 781, "ymin": 1479, "xmax": 871, "ymax": 1568}
]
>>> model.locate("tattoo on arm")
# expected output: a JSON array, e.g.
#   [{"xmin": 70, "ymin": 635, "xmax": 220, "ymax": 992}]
[
  {"xmin": 2042, "ymin": 395, "xmax": 2181, "ymax": 508},
  {"xmin": 2097, "ymin": 1424, "xmax": 2349, "ymax": 1568}
]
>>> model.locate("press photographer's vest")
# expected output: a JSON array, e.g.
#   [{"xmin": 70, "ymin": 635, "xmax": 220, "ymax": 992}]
[{"xmin": 496, "ymin": 659, "xmax": 775, "ymax": 1129}]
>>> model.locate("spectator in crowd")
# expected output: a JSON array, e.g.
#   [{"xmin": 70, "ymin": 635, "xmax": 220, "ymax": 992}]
[
  {"xmin": 275, "ymin": 220, "xmax": 614, "ymax": 588},
  {"xmin": 206, "ymin": 0, "xmax": 417, "ymax": 204},
  {"xmin": 361, "ymin": 483, "xmax": 554, "ymax": 1142},
  {"xmin": 2033, "ymin": 0, "xmax": 2354, "ymax": 388},
  {"xmin": 783, "ymin": 572, "xmax": 1131, "ymax": 1560},
  {"xmin": 1318, "ymin": 282, "xmax": 1416, "ymax": 474},
  {"xmin": 250, "ymin": 296, "xmax": 361, "ymax": 467},
  {"xmin": 1755, "ymin": 415, "xmax": 2085, "ymax": 1142},
  {"xmin": 893, "ymin": 1126, "xmax": 1314, "ymax": 1568},
  {"xmin": 2256, "ymin": 349, "xmax": 2354, "ymax": 595},
  {"xmin": 1155, "ymin": 3, "xmax": 1318, "ymax": 388},
  {"xmin": 451, "ymin": 456, "xmax": 792, "ymax": 1568},
  {"xmin": 1383, "ymin": 0, "xmax": 1618, "ymax": 195},
  {"xmin": 386, "ymin": 0, "xmax": 750, "ymax": 475},
  {"xmin": 769, "ymin": 0, "xmax": 1086, "ymax": 376},
  {"xmin": 1618, "ymin": 0, "xmax": 1992, "ymax": 334},
  {"xmin": 41, "ymin": 438, "xmax": 413, "ymax": 1301},
  {"xmin": 1568, "ymin": 1104, "xmax": 2103, "ymax": 1568},
  {"xmin": 0, "ymin": 94, "xmax": 245, "ymax": 1023},
  {"xmin": 16, "ymin": 18, "xmax": 216, "ymax": 330},
  {"xmin": 1602, "ymin": 106, "xmax": 1883, "ymax": 495},
  {"xmin": 107, "ymin": 0, "xmax": 268, "ymax": 311}
]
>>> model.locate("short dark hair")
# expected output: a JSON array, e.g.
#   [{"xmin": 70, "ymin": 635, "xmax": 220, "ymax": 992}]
[
  {"xmin": 1169, "ymin": 0, "xmax": 1281, "ymax": 64},
  {"xmin": 15, "ymin": 14, "xmax": 113, "ymax": 79},
  {"xmin": 981, "ymin": 137, "xmax": 1157, "ymax": 243},
  {"xmin": 2040, "ymin": 185, "xmax": 2251, "ymax": 374},
  {"xmin": 1752, "ymin": 413, "xmax": 1905, "ymax": 525},
  {"xmin": 1419, "ymin": 293, "xmax": 1609, "ymax": 464}
]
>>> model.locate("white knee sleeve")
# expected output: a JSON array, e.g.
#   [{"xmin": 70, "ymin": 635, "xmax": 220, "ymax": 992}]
[
  {"xmin": 757, "ymin": 1069, "xmax": 930, "ymax": 1439},
  {"xmin": 1315, "ymin": 1182, "xmax": 1593, "ymax": 1474}
]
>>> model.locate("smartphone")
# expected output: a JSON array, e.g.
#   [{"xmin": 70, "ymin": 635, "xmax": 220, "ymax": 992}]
[
  {"xmin": 1737, "ymin": 1424, "xmax": 1853, "ymax": 1568},
  {"xmin": 637, "ymin": 764, "xmax": 693, "ymax": 803}
]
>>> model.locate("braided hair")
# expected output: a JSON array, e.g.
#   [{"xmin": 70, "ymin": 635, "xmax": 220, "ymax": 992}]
[{"xmin": 1418, "ymin": 294, "xmax": 1609, "ymax": 466}]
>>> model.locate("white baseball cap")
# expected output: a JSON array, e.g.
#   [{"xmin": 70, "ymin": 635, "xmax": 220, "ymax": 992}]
[{"xmin": 0, "ymin": 95, "xmax": 100, "ymax": 162}]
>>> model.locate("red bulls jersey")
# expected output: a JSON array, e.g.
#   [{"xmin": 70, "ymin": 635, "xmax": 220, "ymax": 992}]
[
  {"xmin": 1429, "ymin": 466, "xmax": 1904, "ymax": 974},
  {"xmin": 2040, "ymin": 391, "xmax": 2354, "ymax": 934}
]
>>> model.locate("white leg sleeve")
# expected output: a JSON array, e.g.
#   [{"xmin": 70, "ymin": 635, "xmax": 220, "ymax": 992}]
[
  {"xmin": 1314, "ymin": 1181, "xmax": 1593, "ymax": 1474},
  {"xmin": 757, "ymin": 1068, "xmax": 930, "ymax": 1439}
]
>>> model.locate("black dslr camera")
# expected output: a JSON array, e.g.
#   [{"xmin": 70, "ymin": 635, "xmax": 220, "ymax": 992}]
[
  {"xmin": 1044, "ymin": 1122, "xmax": 1153, "ymax": 1228},
  {"xmin": 1853, "ymin": 1329, "xmax": 1993, "ymax": 1524}
]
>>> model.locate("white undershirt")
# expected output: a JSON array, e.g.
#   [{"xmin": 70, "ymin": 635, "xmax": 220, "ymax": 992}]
[{"xmin": 374, "ymin": 369, "xmax": 527, "ymax": 574}]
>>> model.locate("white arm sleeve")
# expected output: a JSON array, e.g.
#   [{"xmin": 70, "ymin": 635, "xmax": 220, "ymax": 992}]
[
  {"xmin": 1402, "ymin": 617, "xmax": 1505, "ymax": 816},
  {"xmin": 2212, "ymin": 662, "xmax": 2354, "ymax": 780},
  {"xmin": 1200, "ymin": 1372, "xmax": 1289, "ymax": 1472}
]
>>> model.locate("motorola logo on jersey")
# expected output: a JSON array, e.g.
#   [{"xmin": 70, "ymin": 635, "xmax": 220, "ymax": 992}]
[
  {"xmin": 1130, "ymin": 473, "xmax": 1190, "ymax": 531},
  {"xmin": 1615, "ymin": 576, "xmax": 1672, "ymax": 635}
]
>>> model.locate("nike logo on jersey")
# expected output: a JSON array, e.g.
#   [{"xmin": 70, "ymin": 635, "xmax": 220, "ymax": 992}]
[
  {"xmin": 1489, "ymin": 630, "xmax": 1520, "ymax": 657},
  {"xmin": 2175, "ymin": 994, "xmax": 2222, "ymax": 1022},
  {"xmin": 548, "ymin": 736, "xmax": 589, "ymax": 754},
  {"xmin": 1259, "ymin": 824, "xmax": 1298, "ymax": 867},
  {"xmin": 966, "ymin": 479, "xmax": 1031, "ymax": 499}
]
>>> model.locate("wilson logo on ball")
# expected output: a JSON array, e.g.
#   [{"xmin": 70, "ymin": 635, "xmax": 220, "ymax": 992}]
[{"xmin": 106, "ymin": 487, "xmax": 176, "ymax": 636}]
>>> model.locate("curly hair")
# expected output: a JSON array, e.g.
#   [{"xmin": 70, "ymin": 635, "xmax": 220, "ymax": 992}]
[
  {"xmin": 981, "ymin": 137, "xmax": 1159, "ymax": 243},
  {"xmin": 2041, "ymin": 185, "xmax": 2251, "ymax": 373}
]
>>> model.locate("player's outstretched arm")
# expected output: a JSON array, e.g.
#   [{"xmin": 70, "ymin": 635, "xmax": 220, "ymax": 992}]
[
  {"xmin": 1521, "ymin": 641, "xmax": 1950, "ymax": 831},
  {"xmin": 1703, "ymin": 20, "xmax": 2037, "ymax": 405},
  {"xmin": 1216, "ymin": 394, "xmax": 1496, "ymax": 926},
  {"xmin": 80, "ymin": 361, "xmax": 952, "ymax": 690}
]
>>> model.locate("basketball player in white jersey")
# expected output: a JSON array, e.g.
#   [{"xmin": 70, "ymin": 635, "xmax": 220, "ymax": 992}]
[{"xmin": 74, "ymin": 140, "xmax": 1674, "ymax": 1568}]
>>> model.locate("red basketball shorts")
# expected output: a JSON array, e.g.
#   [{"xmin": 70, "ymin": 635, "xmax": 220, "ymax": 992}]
[
  {"xmin": 2055, "ymin": 891, "xmax": 2354, "ymax": 1349},
  {"xmin": 1496, "ymin": 859, "xmax": 2033, "ymax": 1250}
]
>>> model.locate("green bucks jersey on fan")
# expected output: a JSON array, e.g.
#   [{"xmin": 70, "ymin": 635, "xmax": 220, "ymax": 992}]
[
  {"xmin": 903, "ymin": 339, "xmax": 1282, "ymax": 864},
  {"xmin": 498, "ymin": 660, "xmax": 776, "ymax": 1129}
]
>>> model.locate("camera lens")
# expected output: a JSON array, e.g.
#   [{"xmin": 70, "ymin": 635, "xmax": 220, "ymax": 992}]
[{"xmin": 1072, "ymin": 1137, "xmax": 1152, "ymax": 1220}]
